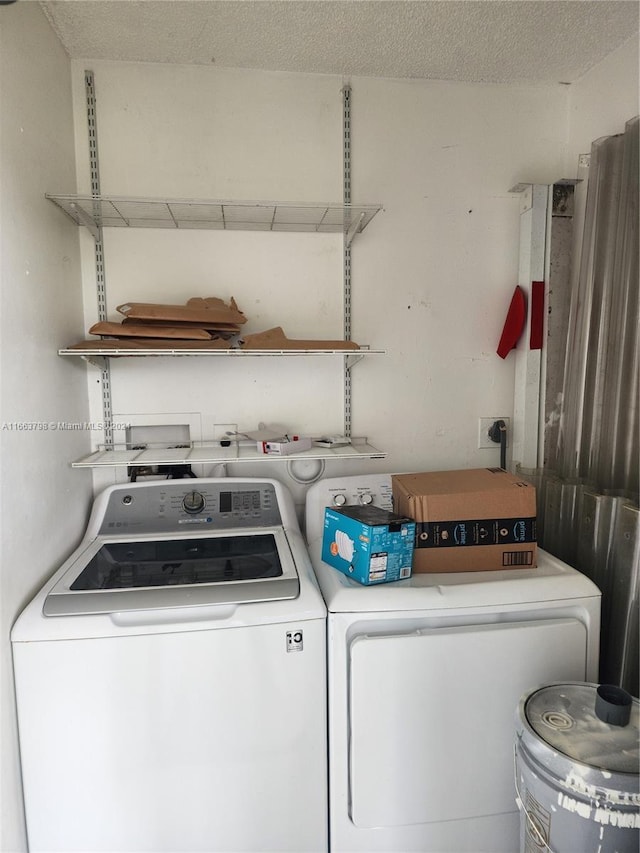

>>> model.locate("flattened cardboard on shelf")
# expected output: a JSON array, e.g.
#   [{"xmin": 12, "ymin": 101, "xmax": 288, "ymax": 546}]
[
  {"xmin": 89, "ymin": 322, "xmax": 214, "ymax": 340},
  {"xmin": 186, "ymin": 296, "xmax": 243, "ymax": 313},
  {"xmin": 117, "ymin": 296, "xmax": 247, "ymax": 326},
  {"xmin": 121, "ymin": 318, "xmax": 241, "ymax": 334},
  {"xmin": 240, "ymin": 326, "xmax": 360, "ymax": 350},
  {"xmin": 67, "ymin": 338, "xmax": 231, "ymax": 351}
]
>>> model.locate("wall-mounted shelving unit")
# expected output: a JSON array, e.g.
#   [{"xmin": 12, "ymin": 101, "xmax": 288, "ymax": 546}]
[{"xmin": 55, "ymin": 75, "xmax": 386, "ymax": 470}]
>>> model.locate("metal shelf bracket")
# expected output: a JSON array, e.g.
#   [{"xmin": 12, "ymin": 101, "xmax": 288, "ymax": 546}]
[
  {"xmin": 69, "ymin": 201, "xmax": 99, "ymax": 240},
  {"xmin": 346, "ymin": 353, "xmax": 365, "ymax": 371},
  {"xmin": 80, "ymin": 354, "xmax": 107, "ymax": 370},
  {"xmin": 345, "ymin": 211, "xmax": 365, "ymax": 248}
]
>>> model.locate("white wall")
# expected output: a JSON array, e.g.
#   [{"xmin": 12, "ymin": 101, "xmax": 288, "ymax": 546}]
[
  {"xmin": 0, "ymin": 5, "xmax": 91, "ymax": 851},
  {"xmin": 349, "ymin": 77, "xmax": 570, "ymax": 472},
  {"xmin": 567, "ymin": 35, "xmax": 639, "ymax": 171},
  {"xmin": 71, "ymin": 61, "xmax": 572, "ymax": 503}
]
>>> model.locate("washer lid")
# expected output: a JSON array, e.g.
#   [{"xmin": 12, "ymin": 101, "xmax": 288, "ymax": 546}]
[
  {"xmin": 44, "ymin": 527, "xmax": 299, "ymax": 616},
  {"xmin": 524, "ymin": 683, "xmax": 640, "ymax": 774}
]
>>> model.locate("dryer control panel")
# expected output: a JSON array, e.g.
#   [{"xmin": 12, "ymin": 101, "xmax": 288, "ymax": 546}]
[
  {"xmin": 304, "ymin": 473, "xmax": 394, "ymax": 544},
  {"xmin": 97, "ymin": 481, "xmax": 282, "ymax": 535}
]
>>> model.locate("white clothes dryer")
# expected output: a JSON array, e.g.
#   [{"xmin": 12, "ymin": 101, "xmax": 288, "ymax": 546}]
[
  {"xmin": 12, "ymin": 478, "xmax": 327, "ymax": 853},
  {"xmin": 305, "ymin": 473, "xmax": 601, "ymax": 853}
]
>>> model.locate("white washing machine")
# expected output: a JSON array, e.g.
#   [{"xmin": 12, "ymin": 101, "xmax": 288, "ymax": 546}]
[
  {"xmin": 12, "ymin": 478, "xmax": 327, "ymax": 853},
  {"xmin": 305, "ymin": 473, "xmax": 601, "ymax": 853}
]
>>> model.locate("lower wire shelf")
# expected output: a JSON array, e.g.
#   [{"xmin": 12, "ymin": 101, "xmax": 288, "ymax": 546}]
[{"xmin": 71, "ymin": 437, "xmax": 386, "ymax": 468}]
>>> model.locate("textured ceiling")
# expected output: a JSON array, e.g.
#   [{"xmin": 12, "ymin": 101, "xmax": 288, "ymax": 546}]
[{"xmin": 40, "ymin": 0, "xmax": 639, "ymax": 85}]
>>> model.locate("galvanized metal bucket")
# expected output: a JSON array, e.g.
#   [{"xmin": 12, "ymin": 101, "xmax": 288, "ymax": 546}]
[{"xmin": 515, "ymin": 682, "xmax": 639, "ymax": 852}]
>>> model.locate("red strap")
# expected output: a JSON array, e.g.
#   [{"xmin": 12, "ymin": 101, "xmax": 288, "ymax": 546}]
[{"xmin": 530, "ymin": 281, "xmax": 545, "ymax": 350}]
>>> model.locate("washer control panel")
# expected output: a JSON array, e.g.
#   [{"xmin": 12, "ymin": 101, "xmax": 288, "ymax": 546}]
[{"xmin": 97, "ymin": 481, "xmax": 282, "ymax": 535}]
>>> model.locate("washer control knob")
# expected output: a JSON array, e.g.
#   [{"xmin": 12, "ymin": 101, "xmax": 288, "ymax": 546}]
[
  {"xmin": 359, "ymin": 492, "xmax": 374, "ymax": 506},
  {"xmin": 332, "ymin": 493, "xmax": 347, "ymax": 507},
  {"xmin": 183, "ymin": 490, "xmax": 206, "ymax": 514}
]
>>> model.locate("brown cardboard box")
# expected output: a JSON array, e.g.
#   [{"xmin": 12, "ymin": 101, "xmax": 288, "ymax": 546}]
[{"xmin": 392, "ymin": 468, "xmax": 537, "ymax": 572}]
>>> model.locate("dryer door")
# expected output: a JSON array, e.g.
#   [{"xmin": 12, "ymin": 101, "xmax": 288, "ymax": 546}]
[{"xmin": 348, "ymin": 618, "xmax": 587, "ymax": 828}]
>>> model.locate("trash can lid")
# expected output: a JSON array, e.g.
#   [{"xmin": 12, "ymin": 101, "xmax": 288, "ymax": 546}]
[{"xmin": 524, "ymin": 683, "xmax": 640, "ymax": 775}]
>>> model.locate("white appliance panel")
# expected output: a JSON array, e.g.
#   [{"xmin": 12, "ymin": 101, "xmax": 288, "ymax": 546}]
[
  {"xmin": 13, "ymin": 478, "xmax": 328, "ymax": 853},
  {"xmin": 305, "ymin": 472, "xmax": 601, "ymax": 853},
  {"xmin": 14, "ymin": 618, "xmax": 327, "ymax": 853},
  {"xmin": 349, "ymin": 618, "xmax": 587, "ymax": 828}
]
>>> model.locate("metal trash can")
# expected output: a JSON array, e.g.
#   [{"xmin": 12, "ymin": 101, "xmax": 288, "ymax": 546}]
[{"xmin": 515, "ymin": 682, "xmax": 639, "ymax": 852}]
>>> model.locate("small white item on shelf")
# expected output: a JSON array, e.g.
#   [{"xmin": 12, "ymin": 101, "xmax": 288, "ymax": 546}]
[
  {"xmin": 244, "ymin": 423, "xmax": 289, "ymax": 441},
  {"xmin": 314, "ymin": 436, "xmax": 351, "ymax": 448}
]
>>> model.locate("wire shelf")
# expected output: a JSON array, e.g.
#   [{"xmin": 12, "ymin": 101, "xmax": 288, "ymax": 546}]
[{"xmin": 47, "ymin": 194, "xmax": 383, "ymax": 237}]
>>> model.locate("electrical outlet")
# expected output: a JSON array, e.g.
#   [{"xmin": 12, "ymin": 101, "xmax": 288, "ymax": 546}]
[{"xmin": 478, "ymin": 417, "xmax": 510, "ymax": 449}]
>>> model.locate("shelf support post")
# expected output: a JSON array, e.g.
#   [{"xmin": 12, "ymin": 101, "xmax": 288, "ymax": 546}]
[
  {"xmin": 85, "ymin": 70, "xmax": 114, "ymax": 449},
  {"xmin": 342, "ymin": 84, "xmax": 353, "ymax": 438}
]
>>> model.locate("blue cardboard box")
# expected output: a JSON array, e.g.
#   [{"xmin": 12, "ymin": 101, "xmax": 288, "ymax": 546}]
[{"xmin": 322, "ymin": 505, "xmax": 415, "ymax": 585}]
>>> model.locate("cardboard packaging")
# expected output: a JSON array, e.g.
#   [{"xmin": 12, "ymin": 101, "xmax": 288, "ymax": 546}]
[
  {"xmin": 116, "ymin": 296, "xmax": 247, "ymax": 327},
  {"xmin": 89, "ymin": 321, "xmax": 214, "ymax": 340},
  {"xmin": 322, "ymin": 505, "xmax": 415, "ymax": 585},
  {"xmin": 392, "ymin": 468, "xmax": 537, "ymax": 573},
  {"xmin": 240, "ymin": 326, "xmax": 360, "ymax": 351}
]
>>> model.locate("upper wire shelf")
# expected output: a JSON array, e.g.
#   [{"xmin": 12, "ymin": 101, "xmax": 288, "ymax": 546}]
[{"xmin": 46, "ymin": 194, "xmax": 383, "ymax": 242}]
